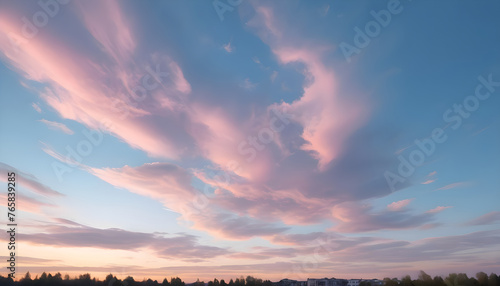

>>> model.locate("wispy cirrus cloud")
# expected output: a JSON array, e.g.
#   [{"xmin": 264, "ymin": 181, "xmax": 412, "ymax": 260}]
[
  {"xmin": 465, "ymin": 211, "xmax": 500, "ymax": 226},
  {"xmin": 387, "ymin": 199, "xmax": 413, "ymax": 211},
  {"xmin": 421, "ymin": 171, "xmax": 437, "ymax": 184},
  {"xmin": 32, "ymin": 102, "xmax": 42, "ymax": 113},
  {"xmin": 24, "ymin": 219, "xmax": 230, "ymax": 261},
  {"xmin": 223, "ymin": 41, "xmax": 233, "ymax": 53},
  {"xmin": 331, "ymin": 202, "xmax": 437, "ymax": 233},
  {"xmin": 0, "ymin": 162, "xmax": 63, "ymax": 197},
  {"xmin": 39, "ymin": 119, "xmax": 74, "ymax": 134},
  {"xmin": 434, "ymin": 182, "xmax": 469, "ymax": 191},
  {"xmin": 426, "ymin": 206, "xmax": 452, "ymax": 214},
  {"xmin": 90, "ymin": 162, "xmax": 288, "ymax": 240},
  {"xmin": 248, "ymin": 6, "xmax": 370, "ymax": 171},
  {"xmin": 1, "ymin": 1, "xmax": 488, "ymax": 254},
  {"xmin": 0, "ymin": 0, "xmax": 392, "ymax": 241},
  {"xmin": 0, "ymin": 192, "xmax": 56, "ymax": 213}
]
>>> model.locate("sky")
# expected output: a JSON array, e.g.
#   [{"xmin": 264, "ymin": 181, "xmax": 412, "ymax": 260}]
[{"xmin": 0, "ymin": 0, "xmax": 499, "ymax": 282}]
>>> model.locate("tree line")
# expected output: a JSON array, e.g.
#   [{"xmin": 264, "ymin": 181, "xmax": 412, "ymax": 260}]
[
  {"xmin": 0, "ymin": 273, "xmax": 273, "ymax": 286},
  {"xmin": 380, "ymin": 271, "xmax": 500, "ymax": 286},
  {"xmin": 0, "ymin": 271, "xmax": 498, "ymax": 286}
]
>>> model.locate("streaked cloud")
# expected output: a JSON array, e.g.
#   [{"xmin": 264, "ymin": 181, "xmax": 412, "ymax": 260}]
[
  {"xmin": 39, "ymin": 119, "xmax": 74, "ymax": 134},
  {"xmin": 387, "ymin": 199, "xmax": 413, "ymax": 211},
  {"xmin": 32, "ymin": 102, "xmax": 42, "ymax": 113},
  {"xmin": 434, "ymin": 182, "xmax": 469, "ymax": 191},
  {"xmin": 465, "ymin": 211, "xmax": 500, "ymax": 226},
  {"xmin": 331, "ymin": 202, "xmax": 437, "ymax": 232},
  {"xmin": 24, "ymin": 219, "xmax": 230, "ymax": 261},
  {"xmin": 426, "ymin": 206, "xmax": 452, "ymax": 214},
  {"xmin": 421, "ymin": 171, "xmax": 437, "ymax": 184},
  {"xmin": 0, "ymin": 162, "xmax": 64, "ymax": 196},
  {"xmin": 223, "ymin": 41, "xmax": 233, "ymax": 53}
]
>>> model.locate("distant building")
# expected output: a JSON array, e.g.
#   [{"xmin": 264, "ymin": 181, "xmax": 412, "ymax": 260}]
[
  {"xmin": 307, "ymin": 278, "xmax": 348, "ymax": 286},
  {"xmin": 276, "ymin": 279, "xmax": 307, "ymax": 286},
  {"xmin": 347, "ymin": 279, "xmax": 383, "ymax": 286},
  {"xmin": 348, "ymin": 279, "xmax": 361, "ymax": 286},
  {"xmin": 366, "ymin": 280, "xmax": 383, "ymax": 286}
]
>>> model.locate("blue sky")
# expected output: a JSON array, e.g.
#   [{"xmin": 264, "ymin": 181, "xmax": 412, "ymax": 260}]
[{"xmin": 0, "ymin": 0, "xmax": 499, "ymax": 282}]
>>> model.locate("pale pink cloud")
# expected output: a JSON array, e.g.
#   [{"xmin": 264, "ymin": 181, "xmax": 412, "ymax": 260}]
[
  {"xmin": 0, "ymin": 192, "xmax": 55, "ymax": 213},
  {"xmin": 223, "ymin": 41, "xmax": 233, "ymax": 53},
  {"xmin": 91, "ymin": 162, "xmax": 198, "ymax": 206},
  {"xmin": 421, "ymin": 171, "xmax": 437, "ymax": 184},
  {"xmin": 75, "ymin": 0, "xmax": 136, "ymax": 64},
  {"xmin": 32, "ymin": 102, "xmax": 42, "ymax": 113},
  {"xmin": 39, "ymin": 119, "xmax": 74, "ymax": 134},
  {"xmin": 240, "ymin": 78, "xmax": 257, "ymax": 90},
  {"xmin": 0, "ymin": 162, "xmax": 63, "ymax": 197},
  {"xmin": 0, "ymin": 1, "xmax": 407, "ymax": 241},
  {"xmin": 169, "ymin": 60, "xmax": 192, "ymax": 94},
  {"xmin": 426, "ymin": 206, "xmax": 452, "ymax": 214},
  {"xmin": 395, "ymin": 144, "xmax": 412, "ymax": 155},
  {"xmin": 465, "ymin": 211, "xmax": 500, "ymax": 226},
  {"xmin": 248, "ymin": 6, "xmax": 369, "ymax": 171},
  {"xmin": 387, "ymin": 199, "xmax": 413, "ymax": 211},
  {"xmin": 435, "ymin": 182, "xmax": 469, "ymax": 191},
  {"xmin": 331, "ymin": 202, "xmax": 436, "ymax": 233},
  {"xmin": 90, "ymin": 162, "xmax": 288, "ymax": 240},
  {"xmin": 0, "ymin": 3, "xmax": 198, "ymax": 161},
  {"xmin": 23, "ymin": 219, "xmax": 230, "ymax": 261},
  {"xmin": 0, "ymin": 163, "xmax": 62, "ymax": 214}
]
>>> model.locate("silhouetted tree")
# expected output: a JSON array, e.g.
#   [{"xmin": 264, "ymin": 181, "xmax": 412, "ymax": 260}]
[
  {"xmin": 246, "ymin": 276, "xmax": 256, "ymax": 286},
  {"xmin": 402, "ymin": 275, "xmax": 414, "ymax": 286},
  {"xmin": 263, "ymin": 280, "xmax": 273, "ymax": 286},
  {"xmin": 11, "ymin": 272, "xmax": 500, "ymax": 286},
  {"xmin": 171, "ymin": 277, "xmax": 185, "ymax": 286},
  {"xmin": 20, "ymin": 272, "xmax": 34, "ymax": 286},
  {"xmin": 433, "ymin": 276, "xmax": 446, "ymax": 286},
  {"xmin": 476, "ymin": 273, "xmax": 489, "ymax": 286},
  {"xmin": 194, "ymin": 279, "xmax": 205, "ymax": 286},
  {"xmin": 457, "ymin": 273, "xmax": 472, "ymax": 286},
  {"xmin": 360, "ymin": 281, "xmax": 370, "ymax": 286},
  {"xmin": 0, "ymin": 274, "xmax": 14, "ymax": 286},
  {"xmin": 488, "ymin": 274, "xmax": 499, "ymax": 286},
  {"xmin": 145, "ymin": 278, "xmax": 158, "ymax": 286},
  {"xmin": 383, "ymin": 278, "xmax": 398, "ymax": 286},
  {"xmin": 124, "ymin": 276, "xmax": 137, "ymax": 286}
]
